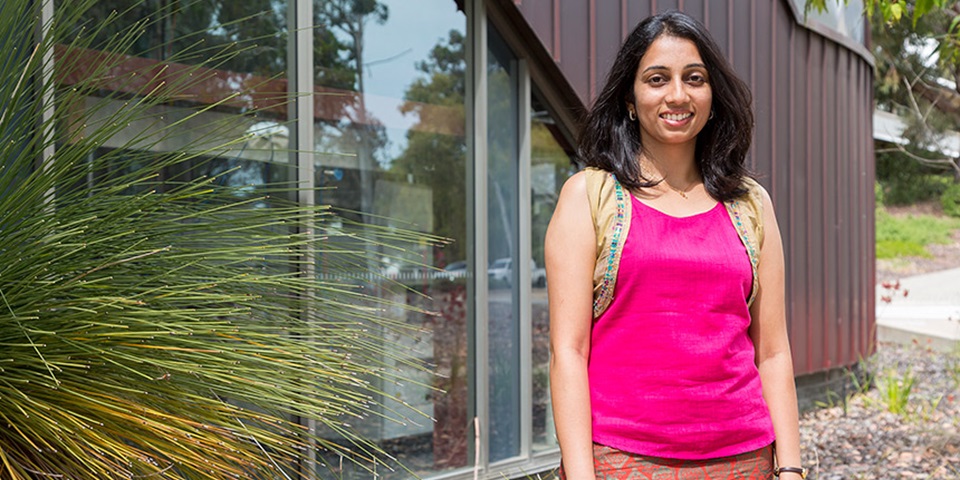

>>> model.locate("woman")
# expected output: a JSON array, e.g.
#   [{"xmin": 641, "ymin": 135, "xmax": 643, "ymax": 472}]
[{"xmin": 545, "ymin": 11, "xmax": 803, "ymax": 480}]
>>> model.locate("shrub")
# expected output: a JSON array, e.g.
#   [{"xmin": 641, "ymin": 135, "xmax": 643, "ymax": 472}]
[
  {"xmin": 876, "ymin": 149, "xmax": 954, "ymax": 205},
  {"xmin": 941, "ymin": 182, "xmax": 960, "ymax": 218},
  {"xmin": 879, "ymin": 174, "xmax": 953, "ymax": 205}
]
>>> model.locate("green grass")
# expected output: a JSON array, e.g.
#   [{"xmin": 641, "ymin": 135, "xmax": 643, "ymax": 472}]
[
  {"xmin": 878, "ymin": 368, "xmax": 916, "ymax": 415},
  {"xmin": 875, "ymin": 209, "xmax": 960, "ymax": 259}
]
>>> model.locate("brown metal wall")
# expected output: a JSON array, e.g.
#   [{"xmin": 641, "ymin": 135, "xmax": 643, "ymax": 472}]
[{"xmin": 503, "ymin": 0, "xmax": 876, "ymax": 376}]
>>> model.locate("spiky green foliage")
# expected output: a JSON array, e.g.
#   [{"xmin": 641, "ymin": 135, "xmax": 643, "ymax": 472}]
[{"xmin": 0, "ymin": 1, "xmax": 433, "ymax": 478}]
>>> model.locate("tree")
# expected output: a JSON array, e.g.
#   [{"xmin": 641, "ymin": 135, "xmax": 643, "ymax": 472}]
[
  {"xmin": 316, "ymin": 0, "xmax": 390, "ymax": 222},
  {"xmin": 78, "ymin": 1, "xmax": 288, "ymax": 76},
  {"xmin": 809, "ymin": 1, "xmax": 960, "ymax": 183},
  {"xmin": 808, "ymin": 0, "xmax": 957, "ymax": 32},
  {"xmin": 392, "ymin": 30, "xmax": 467, "ymax": 262}
]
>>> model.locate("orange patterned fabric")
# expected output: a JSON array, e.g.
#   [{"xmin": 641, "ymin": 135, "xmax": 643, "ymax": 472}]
[{"xmin": 559, "ymin": 443, "xmax": 774, "ymax": 480}]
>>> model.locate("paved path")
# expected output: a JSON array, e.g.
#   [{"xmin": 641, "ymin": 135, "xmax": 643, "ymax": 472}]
[{"xmin": 876, "ymin": 267, "xmax": 960, "ymax": 351}]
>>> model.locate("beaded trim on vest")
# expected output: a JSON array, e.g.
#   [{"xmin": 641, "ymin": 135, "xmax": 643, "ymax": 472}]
[
  {"xmin": 593, "ymin": 179, "xmax": 626, "ymax": 317},
  {"xmin": 725, "ymin": 199, "xmax": 760, "ymax": 306}
]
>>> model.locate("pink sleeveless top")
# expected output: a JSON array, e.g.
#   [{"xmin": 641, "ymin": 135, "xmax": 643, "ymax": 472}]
[{"xmin": 588, "ymin": 195, "xmax": 775, "ymax": 459}]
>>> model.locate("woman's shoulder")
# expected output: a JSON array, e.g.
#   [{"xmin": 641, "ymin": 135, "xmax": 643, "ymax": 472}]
[
  {"xmin": 739, "ymin": 175, "xmax": 763, "ymax": 192},
  {"xmin": 736, "ymin": 176, "xmax": 769, "ymax": 205},
  {"xmin": 560, "ymin": 169, "xmax": 588, "ymax": 195}
]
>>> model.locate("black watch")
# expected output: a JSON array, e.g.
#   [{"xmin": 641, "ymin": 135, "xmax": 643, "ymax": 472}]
[{"xmin": 774, "ymin": 466, "xmax": 807, "ymax": 479}]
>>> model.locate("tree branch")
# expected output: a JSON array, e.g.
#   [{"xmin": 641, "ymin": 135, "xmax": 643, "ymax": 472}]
[{"xmin": 888, "ymin": 142, "xmax": 960, "ymax": 178}]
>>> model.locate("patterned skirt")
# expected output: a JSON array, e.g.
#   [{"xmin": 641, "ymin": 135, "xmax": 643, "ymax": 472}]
[{"xmin": 559, "ymin": 443, "xmax": 774, "ymax": 480}]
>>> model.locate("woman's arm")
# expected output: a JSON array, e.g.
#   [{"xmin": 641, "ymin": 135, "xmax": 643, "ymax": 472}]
[
  {"xmin": 546, "ymin": 171, "xmax": 598, "ymax": 480},
  {"xmin": 748, "ymin": 188, "xmax": 803, "ymax": 476}
]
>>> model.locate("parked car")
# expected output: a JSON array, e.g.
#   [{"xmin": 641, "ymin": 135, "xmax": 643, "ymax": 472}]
[
  {"xmin": 488, "ymin": 257, "xmax": 547, "ymax": 287},
  {"xmin": 440, "ymin": 260, "xmax": 468, "ymax": 281}
]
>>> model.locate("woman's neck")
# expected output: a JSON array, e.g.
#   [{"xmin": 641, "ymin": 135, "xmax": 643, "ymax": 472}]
[{"xmin": 638, "ymin": 143, "xmax": 700, "ymax": 185}]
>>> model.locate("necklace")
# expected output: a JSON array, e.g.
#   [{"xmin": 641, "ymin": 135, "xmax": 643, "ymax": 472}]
[
  {"xmin": 662, "ymin": 180, "xmax": 693, "ymax": 199},
  {"xmin": 638, "ymin": 156, "xmax": 696, "ymax": 199}
]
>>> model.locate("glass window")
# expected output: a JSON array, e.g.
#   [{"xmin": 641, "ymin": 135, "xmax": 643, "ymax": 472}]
[
  {"xmin": 790, "ymin": 0, "xmax": 866, "ymax": 44},
  {"xmin": 312, "ymin": 1, "xmax": 467, "ymax": 478},
  {"xmin": 530, "ymin": 92, "xmax": 576, "ymax": 453},
  {"xmin": 486, "ymin": 25, "xmax": 521, "ymax": 464},
  {"xmin": 67, "ymin": 1, "xmax": 293, "ymax": 197},
  {"xmin": 61, "ymin": 1, "xmax": 580, "ymax": 476}
]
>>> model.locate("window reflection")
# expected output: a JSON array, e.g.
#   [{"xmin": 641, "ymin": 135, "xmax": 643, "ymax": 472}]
[
  {"xmin": 789, "ymin": 0, "xmax": 866, "ymax": 44},
  {"xmin": 530, "ymin": 93, "xmax": 577, "ymax": 453},
  {"xmin": 312, "ymin": 1, "xmax": 467, "ymax": 478},
  {"xmin": 67, "ymin": 1, "xmax": 292, "ymax": 196},
  {"xmin": 487, "ymin": 26, "xmax": 521, "ymax": 463}
]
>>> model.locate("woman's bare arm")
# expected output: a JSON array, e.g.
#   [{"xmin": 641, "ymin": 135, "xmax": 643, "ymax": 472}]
[
  {"xmin": 748, "ymin": 188, "xmax": 803, "ymax": 476},
  {"xmin": 546, "ymin": 171, "xmax": 598, "ymax": 480}
]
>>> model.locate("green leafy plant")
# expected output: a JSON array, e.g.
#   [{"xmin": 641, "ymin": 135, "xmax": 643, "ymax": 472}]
[
  {"xmin": 941, "ymin": 183, "xmax": 960, "ymax": 218},
  {"xmin": 914, "ymin": 394, "xmax": 944, "ymax": 423},
  {"xmin": 877, "ymin": 368, "xmax": 916, "ymax": 415},
  {"xmin": 0, "ymin": 1, "xmax": 435, "ymax": 478},
  {"xmin": 947, "ymin": 345, "xmax": 960, "ymax": 388},
  {"xmin": 814, "ymin": 358, "xmax": 876, "ymax": 416}
]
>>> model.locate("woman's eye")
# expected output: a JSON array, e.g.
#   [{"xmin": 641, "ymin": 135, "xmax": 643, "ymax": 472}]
[
  {"xmin": 686, "ymin": 73, "xmax": 707, "ymax": 85},
  {"xmin": 648, "ymin": 75, "xmax": 667, "ymax": 85}
]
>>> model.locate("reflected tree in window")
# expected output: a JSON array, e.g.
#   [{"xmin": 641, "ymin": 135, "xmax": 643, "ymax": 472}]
[
  {"xmin": 71, "ymin": 0, "xmax": 294, "ymax": 198},
  {"xmin": 391, "ymin": 28, "xmax": 469, "ymax": 472},
  {"xmin": 393, "ymin": 29, "xmax": 466, "ymax": 263},
  {"xmin": 316, "ymin": 0, "xmax": 390, "ymax": 220},
  {"xmin": 80, "ymin": 1, "xmax": 288, "ymax": 75}
]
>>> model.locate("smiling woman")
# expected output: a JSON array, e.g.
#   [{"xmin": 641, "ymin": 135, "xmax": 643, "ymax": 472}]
[{"xmin": 547, "ymin": 11, "xmax": 803, "ymax": 480}]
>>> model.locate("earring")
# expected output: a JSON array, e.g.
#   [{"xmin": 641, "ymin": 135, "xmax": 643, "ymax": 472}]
[
  {"xmin": 709, "ymin": 110, "xmax": 715, "ymax": 120},
  {"xmin": 628, "ymin": 110, "xmax": 637, "ymax": 121}
]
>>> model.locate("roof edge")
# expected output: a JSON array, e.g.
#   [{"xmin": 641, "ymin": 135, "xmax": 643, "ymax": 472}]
[
  {"xmin": 486, "ymin": 0, "xmax": 585, "ymax": 140},
  {"xmin": 782, "ymin": 0, "xmax": 875, "ymax": 67}
]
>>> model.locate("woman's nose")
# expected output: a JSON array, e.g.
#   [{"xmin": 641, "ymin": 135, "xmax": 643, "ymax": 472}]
[{"xmin": 664, "ymin": 79, "xmax": 688, "ymax": 104}]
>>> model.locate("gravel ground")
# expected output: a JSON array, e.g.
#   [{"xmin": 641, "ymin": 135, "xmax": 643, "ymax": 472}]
[
  {"xmin": 876, "ymin": 228, "xmax": 960, "ymax": 282},
  {"xmin": 800, "ymin": 342, "xmax": 960, "ymax": 479},
  {"xmin": 803, "ymin": 203, "xmax": 960, "ymax": 479}
]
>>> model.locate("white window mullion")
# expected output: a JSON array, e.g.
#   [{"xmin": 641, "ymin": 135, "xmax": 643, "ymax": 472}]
[
  {"xmin": 39, "ymin": 0, "xmax": 55, "ymax": 186},
  {"xmin": 288, "ymin": 0, "xmax": 315, "ymax": 475},
  {"xmin": 517, "ymin": 58, "xmax": 532, "ymax": 461},
  {"xmin": 469, "ymin": 0, "xmax": 489, "ymax": 472}
]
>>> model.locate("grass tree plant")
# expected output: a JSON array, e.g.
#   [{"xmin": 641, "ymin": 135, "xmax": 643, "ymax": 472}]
[{"xmin": 0, "ymin": 0, "xmax": 434, "ymax": 478}]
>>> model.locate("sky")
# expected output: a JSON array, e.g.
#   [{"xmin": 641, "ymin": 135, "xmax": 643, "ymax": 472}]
[{"xmin": 342, "ymin": 0, "xmax": 466, "ymax": 161}]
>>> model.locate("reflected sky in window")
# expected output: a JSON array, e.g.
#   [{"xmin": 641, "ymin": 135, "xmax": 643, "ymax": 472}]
[{"xmin": 326, "ymin": 0, "xmax": 465, "ymax": 160}]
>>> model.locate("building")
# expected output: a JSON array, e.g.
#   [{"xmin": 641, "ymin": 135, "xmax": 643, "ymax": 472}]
[{"xmin": 54, "ymin": 0, "xmax": 875, "ymax": 478}]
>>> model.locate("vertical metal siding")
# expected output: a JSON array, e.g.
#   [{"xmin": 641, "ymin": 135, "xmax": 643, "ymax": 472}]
[
  {"xmin": 557, "ymin": 1, "xmax": 589, "ymax": 99},
  {"xmin": 505, "ymin": 0, "xmax": 875, "ymax": 377},
  {"xmin": 595, "ymin": 1, "xmax": 621, "ymax": 94}
]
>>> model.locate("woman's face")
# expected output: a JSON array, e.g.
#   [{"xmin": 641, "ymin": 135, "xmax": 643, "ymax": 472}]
[{"xmin": 629, "ymin": 35, "xmax": 713, "ymax": 150}]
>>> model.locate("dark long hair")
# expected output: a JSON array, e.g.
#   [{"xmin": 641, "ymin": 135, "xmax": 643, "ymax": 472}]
[{"xmin": 578, "ymin": 11, "xmax": 754, "ymax": 201}]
